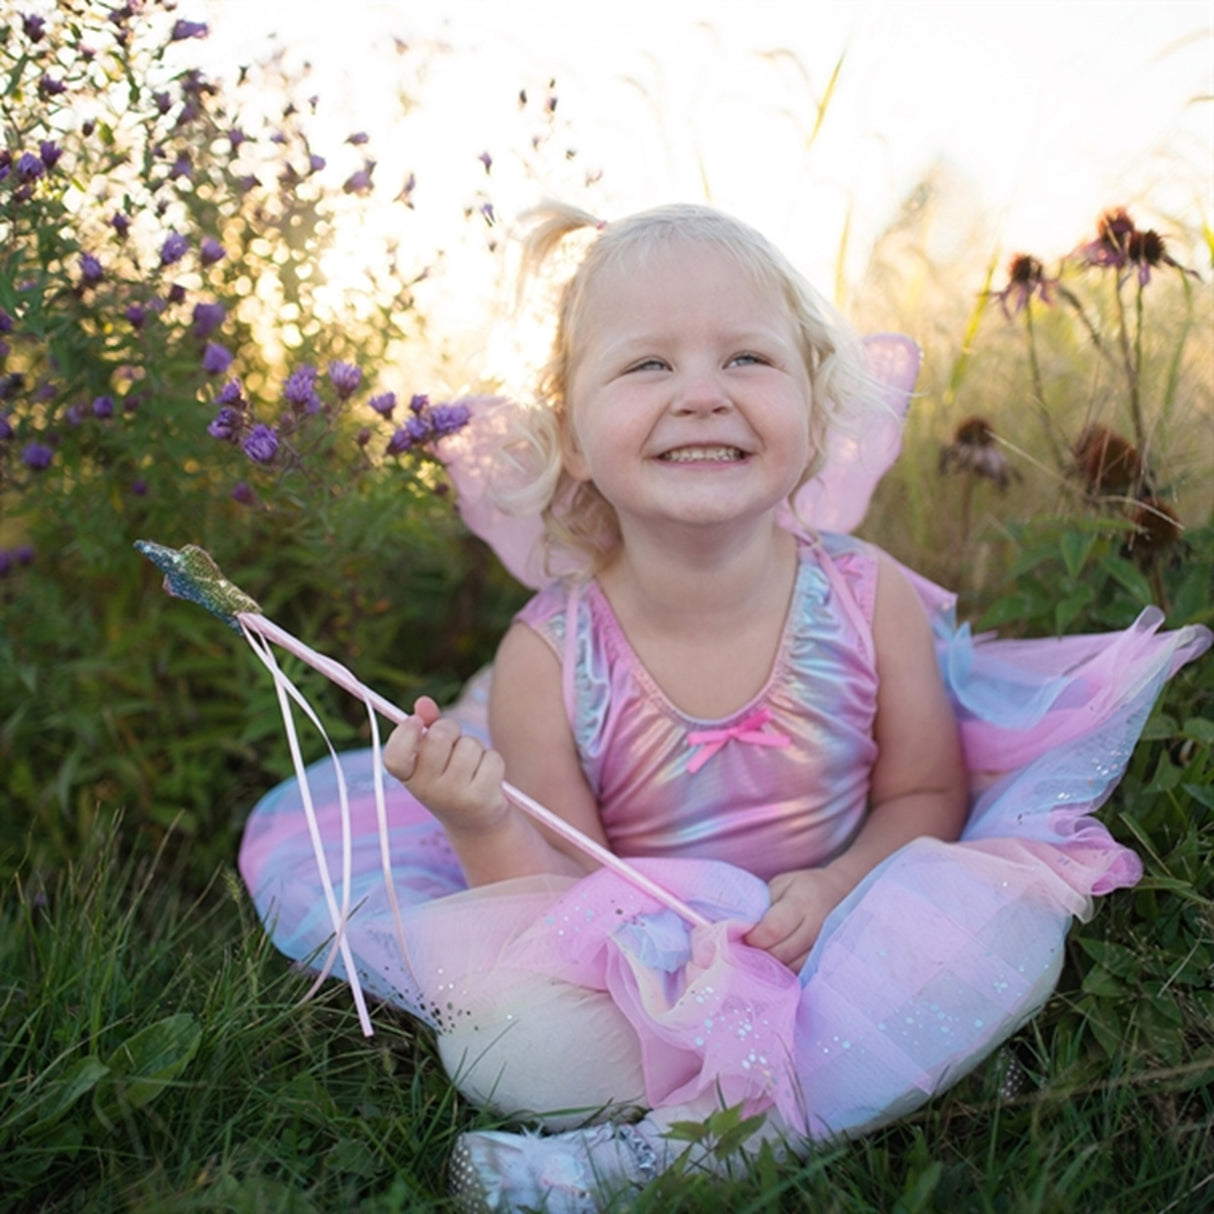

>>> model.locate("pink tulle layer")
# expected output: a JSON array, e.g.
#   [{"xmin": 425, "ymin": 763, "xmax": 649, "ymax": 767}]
[{"xmin": 239, "ymin": 601, "xmax": 1209, "ymax": 1139}]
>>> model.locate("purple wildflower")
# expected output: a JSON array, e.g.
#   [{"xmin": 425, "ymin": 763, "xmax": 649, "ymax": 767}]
[
  {"xmin": 21, "ymin": 441, "xmax": 54, "ymax": 471},
  {"xmin": 990, "ymin": 254, "xmax": 1054, "ymax": 318},
  {"xmin": 92, "ymin": 395, "xmax": 114, "ymax": 419},
  {"xmin": 0, "ymin": 339, "xmax": 8, "ymax": 361},
  {"xmin": 168, "ymin": 154, "xmax": 192, "ymax": 181},
  {"xmin": 429, "ymin": 401, "xmax": 472, "ymax": 438},
  {"xmin": 386, "ymin": 413, "xmax": 432, "ymax": 455},
  {"xmin": 356, "ymin": 427, "xmax": 372, "ymax": 447},
  {"xmin": 191, "ymin": 301, "xmax": 226, "ymax": 337},
  {"xmin": 308, "ymin": 154, "xmax": 326, "ymax": 173},
  {"xmin": 15, "ymin": 544, "xmax": 34, "ymax": 566},
  {"xmin": 125, "ymin": 303, "xmax": 146, "ymax": 329},
  {"xmin": 39, "ymin": 140, "xmax": 62, "ymax": 171},
  {"xmin": 396, "ymin": 173, "xmax": 417, "ymax": 207},
  {"xmin": 0, "ymin": 414, "xmax": 13, "ymax": 441},
  {"xmin": 283, "ymin": 365, "xmax": 322, "ymax": 413},
  {"xmin": 154, "ymin": 90, "xmax": 172, "ymax": 115},
  {"xmin": 480, "ymin": 201, "xmax": 496, "ymax": 226},
  {"xmin": 167, "ymin": 283, "xmax": 186, "ymax": 305},
  {"xmin": 231, "ymin": 480, "xmax": 256, "ymax": 505},
  {"xmin": 15, "ymin": 152, "xmax": 44, "ymax": 184},
  {"xmin": 201, "ymin": 342, "xmax": 234, "ymax": 375},
  {"xmin": 346, "ymin": 132, "xmax": 369, "ymax": 146},
  {"xmin": 170, "ymin": 19, "xmax": 209, "ymax": 40},
  {"xmin": 80, "ymin": 253, "xmax": 104, "ymax": 287},
  {"xmin": 368, "ymin": 392, "xmax": 396, "ymax": 418},
  {"xmin": 215, "ymin": 378, "xmax": 245, "ymax": 407},
  {"xmin": 478, "ymin": 150, "xmax": 493, "ymax": 174},
  {"xmin": 22, "ymin": 13, "xmax": 46, "ymax": 41},
  {"xmin": 160, "ymin": 231, "xmax": 189, "ymax": 265},
  {"xmin": 235, "ymin": 173, "xmax": 259, "ymax": 193},
  {"xmin": 243, "ymin": 423, "xmax": 279, "ymax": 465},
  {"xmin": 343, "ymin": 159, "xmax": 376, "ymax": 194},
  {"xmin": 131, "ymin": 479, "xmax": 148, "ymax": 496},
  {"xmin": 200, "ymin": 237, "xmax": 225, "ymax": 265},
  {"xmin": 409, "ymin": 393, "xmax": 429, "ymax": 413},
  {"xmin": 38, "ymin": 75, "xmax": 67, "ymax": 99},
  {"xmin": 111, "ymin": 212, "xmax": 131, "ymax": 239},
  {"xmin": 0, "ymin": 308, "xmax": 13, "ymax": 333},
  {"xmin": 207, "ymin": 407, "xmax": 242, "ymax": 440},
  {"xmin": 227, "ymin": 127, "xmax": 246, "ymax": 151},
  {"xmin": 327, "ymin": 360, "xmax": 362, "ymax": 400},
  {"xmin": 0, "ymin": 552, "xmax": 9, "ymax": 578},
  {"xmin": 82, "ymin": 119, "xmax": 95, "ymax": 136},
  {"xmin": 65, "ymin": 403, "xmax": 85, "ymax": 426}
]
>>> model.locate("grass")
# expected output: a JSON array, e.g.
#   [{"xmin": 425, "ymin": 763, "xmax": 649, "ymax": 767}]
[{"xmin": 3, "ymin": 659, "xmax": 1211, "ymax": 1214}]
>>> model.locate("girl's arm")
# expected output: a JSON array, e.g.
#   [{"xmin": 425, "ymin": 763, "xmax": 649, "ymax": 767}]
[
  {"xmin": 745, "ymin": 553, "xmax": 968, "ymax": 970},
  {"xmin": 383, "ymin": 621, "xmax": 607, "ymax": 887}
]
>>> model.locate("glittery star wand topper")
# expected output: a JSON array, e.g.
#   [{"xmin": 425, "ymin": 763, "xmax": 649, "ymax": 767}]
[
  {"xmin": 136, "ymin": 540, "xmax": 707, "ymax": 1032},
  {"xmin": 134, "ymin": 540, "xmax": 262, "ymax": 631}
]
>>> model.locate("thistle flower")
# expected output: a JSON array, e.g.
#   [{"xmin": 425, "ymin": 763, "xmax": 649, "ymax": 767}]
[
  {"xmin": 160, "ymin": 231, "xmax": 189, "ymax": 265},
  {"xmin": 170, "ymin": 19, "xmax": 209, "ymax": 40},
  {"xmin": 92, "ymin": 395, "xmax": 115, "ymax": 419},
  {"xmin": 1124, "ymin": 228, "xmax": 1197, "ymax": 287},
  {"xmin": 21, "ymin": 441, "xmax": 54, "ymax": 471},
  {"xmin": 243, "ymin": 423, "xmax": 279, "ymax": 465},
  {"xmin": 38, "ymin": 140, "xmax": 62, "ymax": 171},
  {"xmin": 343, "ymin": 159, "xmax": 376, "ymax": 194},
  {"xmin": 125, "ymin": 302, "xmax": 146, "ymax": 329},
  {"xmin": 191, "ymin": 301, "xmax": 226, "ymax": 337},
  {"xmin": 15, "ymin": 152, "xmax": 44, "ymax": 184},
  {"xmin": 284, "ymin": 365, "xmax": 322, "ymax": 413},
  {"xmin": 207, "ymin": 406, "xmax": 242, "ymax": 440},
  {"xmin": 201, "ymin": 342, "xmax": 233, "ymax": 375},
  {"xmin": 386, "ymin": 418, "xmax": 427, "ymax": 455},
  {"xmin": 429, "ymin": 401, "xmax": 472, "ymax": 438},
  {"xmin": 79, "ymin": 253, "xmax": 104, "ymax": 287},
  {"xmin": 215, "ymin": 378, "xmax": 245, "ymax": 408},
  {"xmin": 1072, "ymin": 424, "xmax": 1145, "ymax": 496},
  {"xmin": 37, "ymin": 75, "xmax": 66, "ymax": 99},
  {"xmin": 409, "ymin": 393, "xmax": 429, "ymax": 413},
  {"xmin": 231, "ymin": 481, "xmax": 256, "ymax": 505},
  {"xmin": 167, "ymin": 283, "xmax": 187, "ymax": 305},
  {"xmin": 22, "ymin": 13, "xmax": 47, "ymax": 42},
  {"xmin": 368, "ymin": 392, "xmax": 396, "ymax": 418},
  {"xmin": 111, "ymin": 212, "xmax": 131, "ymax": 239},
  {"xmin": 990, "ymin": 254, "xmax": 1055, "ymax": 318},
  {"xmin": 327, "ymin": 360, "xmax": 362, "ymax": 400}
]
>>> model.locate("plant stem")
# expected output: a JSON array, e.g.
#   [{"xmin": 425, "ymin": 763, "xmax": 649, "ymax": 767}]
[
  {"xmin": 1113, "ymin": 279, "xmax": 1147, "ymax": 457},
  {"xmin": 1024, "ymin": 301, "xmax": 1066, "ymax": 470}
]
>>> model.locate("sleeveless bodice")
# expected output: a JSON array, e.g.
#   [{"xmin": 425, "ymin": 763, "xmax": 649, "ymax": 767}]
[{"xmin": 516, "ymin": 536, "xmax": 881, "ymax": 882}]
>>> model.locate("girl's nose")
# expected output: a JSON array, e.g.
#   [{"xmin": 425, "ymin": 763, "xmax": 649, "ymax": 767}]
[{"xmin": 672, "ymin": 371, "xmax": 732, "ymax": 415}]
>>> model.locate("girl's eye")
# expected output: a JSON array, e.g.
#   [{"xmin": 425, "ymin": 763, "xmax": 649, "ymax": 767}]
[
  {"xmin": 628, "ymin": 357, "xmax": 669, "ymax": 373},
  {"xmin": 729, "ymin": 352, "xmax": 767, "ymax": 367}
]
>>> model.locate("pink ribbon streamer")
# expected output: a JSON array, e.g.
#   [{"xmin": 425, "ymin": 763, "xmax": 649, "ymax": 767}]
[{"xmin": 686, "ymin": 707, "xmax": 791, "ymax": 774}]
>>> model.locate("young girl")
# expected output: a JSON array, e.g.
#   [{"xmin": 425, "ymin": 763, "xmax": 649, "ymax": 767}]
[{"xmin": 239, "ymin": 204, "xmax": 1209, "ymax": 1213}]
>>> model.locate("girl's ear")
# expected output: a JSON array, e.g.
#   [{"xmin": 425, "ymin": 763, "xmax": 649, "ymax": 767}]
[{"xmin": 561, "ymin": 419, "xmax": 592, "ymax": 483}]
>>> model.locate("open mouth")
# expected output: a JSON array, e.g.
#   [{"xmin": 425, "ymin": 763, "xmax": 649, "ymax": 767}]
[{"xmin": 657, "ymin": 446, "xmax": 746, "ymax": 463}]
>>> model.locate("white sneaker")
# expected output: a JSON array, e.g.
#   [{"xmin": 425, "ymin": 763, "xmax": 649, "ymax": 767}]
[{"xmin": 449, "ymin": 1121, "xmax": 661, "ymax": 1213}]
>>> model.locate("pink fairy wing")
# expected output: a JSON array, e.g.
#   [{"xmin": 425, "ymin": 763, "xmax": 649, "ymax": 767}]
[
  {"xmin": 438, "ymin": 335, "xmax": 922, "ymax": 589},
  {"xmin": 781, "ymin": 333, "xmax": 921, "ymax": 535}
]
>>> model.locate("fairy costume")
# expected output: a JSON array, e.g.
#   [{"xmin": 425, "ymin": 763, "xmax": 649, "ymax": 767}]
[{"xmin": 237, "ymin": 335, "xmax": 1210, "ymax": 1140}]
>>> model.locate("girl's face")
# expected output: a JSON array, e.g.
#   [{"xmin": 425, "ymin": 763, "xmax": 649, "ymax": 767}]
[{"xmin": 563, "ymin": 240, "xmax": 813, "ymax": 542}]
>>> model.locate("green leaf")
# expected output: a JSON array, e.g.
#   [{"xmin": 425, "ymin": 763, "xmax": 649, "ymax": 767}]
[
  {"xmin": 1181, "ymin": 782, "xmax": 1214, "ymax": 812},
  {"xmin": 1098, "ymin": 553, "xmax": 1154, "ymax": 606},
  {"xmin": 1059, "ymin": 529, "xmax": 1095, "ymax": 581},
  {"xmin": 93, "ymin": 1013, "xmax": 202, "ymax": 1124},
  {"xmin": 16, "ymin": 1056, "xmax": 110, "ymax": 1136},
  {"xmin": 1181, "ymin": 718, "xmax": 1214, "ymax": 745}
]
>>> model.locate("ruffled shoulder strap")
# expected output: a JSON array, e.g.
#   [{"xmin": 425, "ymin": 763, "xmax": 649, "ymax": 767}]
[{"xmin": 438, "ymin": 334, "xmax": 921, "ymax": 590}]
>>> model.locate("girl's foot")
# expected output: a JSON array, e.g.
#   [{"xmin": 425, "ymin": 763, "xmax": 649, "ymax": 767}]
[{"xmin": 449, "ymin": 1120, "xmax": 660, "ymax": 1213}]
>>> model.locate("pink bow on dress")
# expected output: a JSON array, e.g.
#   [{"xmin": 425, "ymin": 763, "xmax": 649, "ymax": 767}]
[{"xmin": 686, "ymin": 708, "xmax": 791, "ymax": 774}]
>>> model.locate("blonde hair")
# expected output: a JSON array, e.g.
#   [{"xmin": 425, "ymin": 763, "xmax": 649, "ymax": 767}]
[{"xmin": 497, "ymin": 201, "xmax": 881, "ymax": 570}]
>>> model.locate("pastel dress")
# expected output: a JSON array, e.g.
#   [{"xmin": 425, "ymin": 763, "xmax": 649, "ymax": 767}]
[{"xmin": 237, "ymin": 336, "xmax": 1210, "ymax": 1140}]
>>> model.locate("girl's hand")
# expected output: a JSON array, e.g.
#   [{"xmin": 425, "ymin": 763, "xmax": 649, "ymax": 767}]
[
  {"xmin": 744, "ymin": 867, "xmax": 854, "ymax": 973},
  {"xmin": 383, "ymin": 696, "xmax": 511, "ymax": 836}
]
